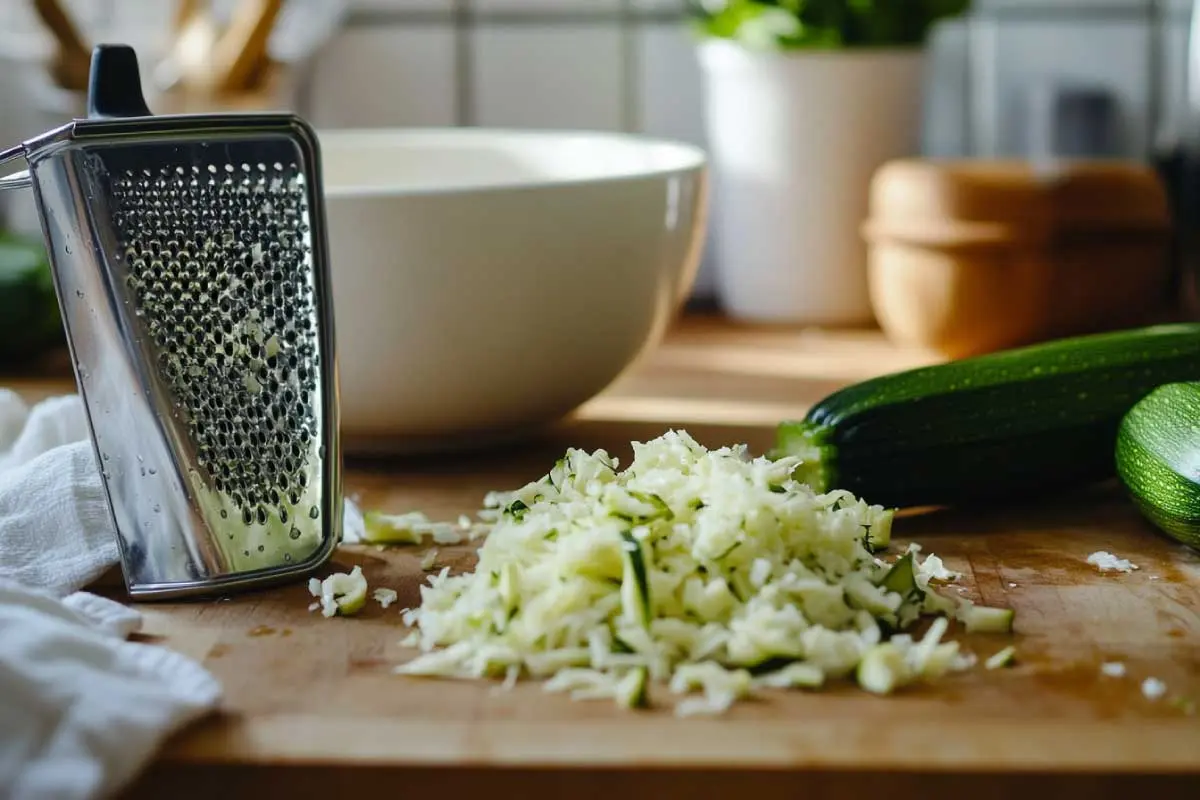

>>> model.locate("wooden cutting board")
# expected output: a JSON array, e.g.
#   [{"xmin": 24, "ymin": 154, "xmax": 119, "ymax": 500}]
[
  {"xmin": 120, "ymin": 470, "xmax": 1200, "ymax": 799},
  {"xmin": 5, "ymin": 316, "xmax": 1199, "ymax": 798}
]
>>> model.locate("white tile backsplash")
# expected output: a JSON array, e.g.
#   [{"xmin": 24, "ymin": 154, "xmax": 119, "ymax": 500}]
[
  {"xmin": 630, "ymin": 0, "xmax": 688, "ymax": 12},
  {"xmin": 977, "ymin": 18, "xmax": 1153, "ymax": 157},
  {"xmin": 6, "ymin": 0, "xmax": 1195, "ymax": 308},
  {"xmin": 471, "ymin": 25, "xmax": 624, "ymax": 130},
  {"xmin": 636, "ymin": 23, "xmax": 716, "ymax": 298},
  {"xmin": 1159, "ymin": 12, "xmax": 1191, "ymax": 138},
  {"xmin": 108, "ymin": 0, "xmax": 174, "ymax": 33},
  {"xmin": 472, "ymin": 0, "xmax": 621, "ymax": 11},
  {"xmin": 4, "ymin": 0, "xmax": 109, "ymax": 30},
  {"xmin": 636, "ymin": 23, "xmax": 704, "ymax": 144},
  {"xmin": 308, "ymin": 26, "xmax": 458, "ymax": 128},
  {"xmin": 979, "ymin": 0, "xmax": 1150, "ymax": 8},
  {"xmin": 922, "ymin": 18, "xmax": 972, "ymax": 156},
  {"xmin": 347, "ymin": 0, "xmax": 456, "ymax": 9}
]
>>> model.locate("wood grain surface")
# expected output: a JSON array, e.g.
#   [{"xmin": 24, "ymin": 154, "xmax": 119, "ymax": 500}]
[{"xmin": 4, "ymin": 315, "xmax": 1199, "ymax": 799}]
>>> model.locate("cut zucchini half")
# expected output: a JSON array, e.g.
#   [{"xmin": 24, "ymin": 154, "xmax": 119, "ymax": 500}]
[{"xmin": 1115, "ymin": 382, "xmax": 1200, "ymax": 549}]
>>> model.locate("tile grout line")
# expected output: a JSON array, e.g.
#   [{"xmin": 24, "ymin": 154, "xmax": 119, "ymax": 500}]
[{"xmin": 343, "ymin": 9, "xmax": 689, "ymax": 27}]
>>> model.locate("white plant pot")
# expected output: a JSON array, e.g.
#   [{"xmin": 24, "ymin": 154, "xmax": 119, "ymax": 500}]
[{"xmin": 698, "ymin": 41, "xmax": 925, "ymax": 325}]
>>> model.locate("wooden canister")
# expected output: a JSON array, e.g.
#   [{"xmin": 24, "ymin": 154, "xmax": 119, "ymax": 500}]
[{"xmin": 863, "ymin": 159, "xmax": 1172, "ymax": 358}]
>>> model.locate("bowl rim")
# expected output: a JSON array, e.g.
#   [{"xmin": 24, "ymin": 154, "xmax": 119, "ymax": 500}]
[{"xmin": 315, "ymin": 126, "xmax": 709, "ymax": 199}]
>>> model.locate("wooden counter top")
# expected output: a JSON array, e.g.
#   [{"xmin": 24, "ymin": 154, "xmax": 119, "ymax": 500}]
[{"xmin": 4, "ymin": 314, "xmax": 1198, "ymax": 799}]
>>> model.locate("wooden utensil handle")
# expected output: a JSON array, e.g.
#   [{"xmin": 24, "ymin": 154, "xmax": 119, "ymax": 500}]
[
  {"xmin": 213, "ymin": 0, "xmax": 283, "ymax": 94},
  {"xmin": 32, "ymin": 0, "xmax": 89, "ymax": 58}
]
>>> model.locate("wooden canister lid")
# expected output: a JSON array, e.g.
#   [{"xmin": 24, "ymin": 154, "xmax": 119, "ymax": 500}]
[{"xmin": 864, "ymin": 159, "xmax": 1169, "ymax": 247}]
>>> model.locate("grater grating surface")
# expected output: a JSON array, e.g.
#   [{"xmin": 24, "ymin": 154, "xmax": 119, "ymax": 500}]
[{"xmin": 112, "ymin": 151, "xmax": 324, "ymax": 554}]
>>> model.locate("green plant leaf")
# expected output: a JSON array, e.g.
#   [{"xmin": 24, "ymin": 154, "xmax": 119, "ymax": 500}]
[{"xmin": 689, "ymin": 0, "xmax": 972, "ymax": 50}]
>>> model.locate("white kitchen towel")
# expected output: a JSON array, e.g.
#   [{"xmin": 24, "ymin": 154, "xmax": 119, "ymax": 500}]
[
  {"xmin": 0, "ymin": 391, "xmax": 119, "ymax": 596},
  {"xmin": 0, "ymin": 579, "xmax": 222, "ymax": 800},
  {"xmin": 0, "ymin": 389, "xmax": 222, "ymax": 800}
]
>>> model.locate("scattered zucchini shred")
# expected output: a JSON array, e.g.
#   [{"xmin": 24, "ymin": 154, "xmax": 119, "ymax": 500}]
[
  {"xmin": 392, "ymin": 431, "xmax": 1015, "ymax": 716},
  {"xmin": 309, "ymin": 565, "xmax": 368, "ymax": 618},
  {"xmin": 373, "ymin": 587, "xmax": 398, "ymax": 609},
  {"xmin": 1170, "ymin": 696, "xmax": 1197, "ymax": 716},
  {"xmin": 360, "ymin": 510, "xmax": 490, "ymax": 546},
  {"xmin": 957, "ymin": 600, "xmax": 1016, "ymax": 634},
  {"xmin": 985, "ymin": 645, "xmax": 1017, "ymax": 670},
  {"xmin": 420, "ymin": 548, "xmax": 440, "ymax": 571}
]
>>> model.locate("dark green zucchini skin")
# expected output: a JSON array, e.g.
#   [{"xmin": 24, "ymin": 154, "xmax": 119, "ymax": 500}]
[
  {"xmin": 772, "ymin": 323, "xmax": 1200, "ymax": 510},
  {"xmin": 1115, "ymin": 382, "xmax": 1200, "ymax": 549}
]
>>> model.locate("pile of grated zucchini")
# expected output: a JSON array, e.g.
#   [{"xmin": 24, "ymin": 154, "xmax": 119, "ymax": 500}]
[{"xmin": 390, "ymin": 430, "xmax": 1012, "ymax": 716}]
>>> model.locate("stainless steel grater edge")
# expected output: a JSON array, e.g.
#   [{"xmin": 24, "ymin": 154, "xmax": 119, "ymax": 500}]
[{"xmin": 0, "ymin": 44, "xmax": 342, "ymax": 599}]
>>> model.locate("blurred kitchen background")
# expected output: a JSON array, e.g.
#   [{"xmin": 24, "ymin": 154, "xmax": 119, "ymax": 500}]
[{"xmin": 1, "ymin": 0, "xmax": 1199, "ymax": 366}]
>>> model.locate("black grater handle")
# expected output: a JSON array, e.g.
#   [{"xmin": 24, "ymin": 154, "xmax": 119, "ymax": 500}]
[{"xmin": 87, "ymin": 44, "xmax": 152, "ymax": 119}]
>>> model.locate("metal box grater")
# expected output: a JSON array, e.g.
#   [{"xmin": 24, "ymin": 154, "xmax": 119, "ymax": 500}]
[{"xmin": 0, "ymin": 45, "xmax": 341, "ymax": 598}]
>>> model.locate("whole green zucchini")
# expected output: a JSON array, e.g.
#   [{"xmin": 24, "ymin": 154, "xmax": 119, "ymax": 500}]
[
  {"xmin": 1115, "ymin": 382, "xmax": 1200, "ymax": 549},
  {"xmin": 771, "ymin": 323, "xmax": 1200, "ymax": 509}
]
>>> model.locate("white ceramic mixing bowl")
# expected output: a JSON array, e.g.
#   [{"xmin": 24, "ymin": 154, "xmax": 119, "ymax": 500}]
[{"xmin": 317, "ymin": 128, "xmax": 708, "ymax": 453}]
